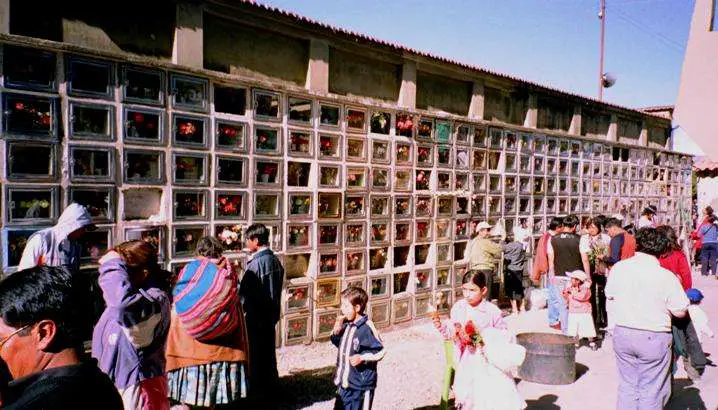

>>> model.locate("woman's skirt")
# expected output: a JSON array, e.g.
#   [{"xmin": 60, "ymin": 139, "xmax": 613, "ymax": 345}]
[{"xmin": 167, "ymin": 361, "xmax": 247, "ymax": 407}]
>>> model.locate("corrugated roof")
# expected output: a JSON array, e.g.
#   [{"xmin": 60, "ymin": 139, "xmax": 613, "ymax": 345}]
[{"xmin": 236, "ymin": 0, "xmax": 669, "ymax": 120}]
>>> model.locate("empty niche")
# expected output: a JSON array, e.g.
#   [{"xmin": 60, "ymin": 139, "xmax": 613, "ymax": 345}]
[{"xmin": 123, "ymin": 189, "xmax": 163, "ymax": 221}]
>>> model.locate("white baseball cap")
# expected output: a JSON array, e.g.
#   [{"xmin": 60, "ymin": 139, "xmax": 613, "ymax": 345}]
[
  {"xmin": 476, "ymin": 221, "xmax": 493, "ymax": 231},
  {"xmin": 566, "ymin": 270, "xmax": 588, "ymax": 282}
]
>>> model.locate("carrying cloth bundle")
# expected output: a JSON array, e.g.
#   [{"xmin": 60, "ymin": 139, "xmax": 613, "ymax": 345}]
[{"xmin": 173, "ymin": 258, "xmax": 240, "ymax": 341}]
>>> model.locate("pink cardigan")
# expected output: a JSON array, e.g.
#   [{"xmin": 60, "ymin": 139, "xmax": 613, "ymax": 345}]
[{"xmin": 565, "ymin": 284, "xmax": 592, "ymax": 314}]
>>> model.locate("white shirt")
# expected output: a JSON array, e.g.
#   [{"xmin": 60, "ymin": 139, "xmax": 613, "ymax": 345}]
[
  {"xmin": 638, "ymin": 215, "xmax": 655, "ymax": 229},
  {"xmin": 512, "ymin": 226, "xmax": 532, "ymax": 250},
  {"xmin": 579, "ymin": 233, "xmax": 611, "ymax": 254},
  {"xmin": 605, "ymin": 252, "xmax": 689, "ymax": 332},
  {"xmin": 688, "ymin": 305, "xmax": 714, "ymax": 344}
]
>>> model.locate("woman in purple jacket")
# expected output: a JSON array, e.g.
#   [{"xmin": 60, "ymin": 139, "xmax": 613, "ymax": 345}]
[{"xmin": 92, "ymin": 240, "xmax": 172, "ymax": 410}]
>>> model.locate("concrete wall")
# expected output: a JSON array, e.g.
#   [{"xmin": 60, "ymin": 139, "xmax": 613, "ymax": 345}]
[
  {"xmin": 11, "ymin": 1, "xmax": 176, "ymax": 59},
  {"xmin": 618, "ymin": 116, "xmax": 641, "ymax": 145},
  {"xmin": 648, "ymin": 124, "xmax": 670, "ymax": 149},
  {"xmin": 675, "ymin": 0, "xmax": 718, "ymax": 160},
  {"xmin": 416, "ymin": 71, "xmax": 472, "ymax": 116},
  {"xmin": 203, "ymin": 13, "xmax": 309, "ymax": 86},
  {"xmin": 581, "ymin": 110, "xmax": 611, "ymax": 139},
  {"xmin": 483, "ymin": 86, "xmax": 527, "ymax": 125},
  {"xmin": 328, "ymin": 47, "xmax": 401, "ymax": 103},
  {"xmin": 537, "ymin": 97, "xmax": 571, "ymax": 132}
]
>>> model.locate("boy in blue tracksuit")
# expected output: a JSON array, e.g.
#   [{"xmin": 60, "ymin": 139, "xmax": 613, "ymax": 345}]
[{"xmin": 331, "ymin": 287, "xmax": 385, "ymax": 410}]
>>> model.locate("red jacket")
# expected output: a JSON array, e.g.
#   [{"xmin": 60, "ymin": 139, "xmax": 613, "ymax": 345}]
[
  {"xmin": 532, "ymin": 232, "xmax": 550, "ymax": 281},
  {"xmin": 621, "ymin": 234, "xmax": 636, "ymax": 260},
  {"xmin": 659, "ymin": 249, "xmax": 692, "ymax": 290}
]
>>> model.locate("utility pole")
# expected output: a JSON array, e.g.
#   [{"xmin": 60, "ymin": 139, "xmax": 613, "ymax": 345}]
[{"xmin": 598, "ymin": 0, "xmax": 606, "ymax": 100}]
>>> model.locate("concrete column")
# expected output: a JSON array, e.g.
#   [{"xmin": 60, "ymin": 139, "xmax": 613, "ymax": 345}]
[
  {"xmin": 172, "ymin": 2, "xmax": 204, "ymax": 69},
  {"xmin": 639, "ymin": 120, "xmax": 648, "ymax": 146},
  {"xmin": 569, "ymin": 106, "xmax": 582, "ymax": 135},
  {"xmin": 305, "ymin": 39, "xmax": 329, "ymax": 93},
  {"xmin": 469, "ymin": 81, "xmax": 485, "ymax": 120},
  {"xmin": 0, "ymin": 0, "xmax": 9, "ymax": 34},
  {"xmin": 607, "ymin": 114, "xmax": 618, "ymax": 142},
  {"xmin": 398, "ymin": 59, "xmax": 417, "ymax": 109},
  {"xmin": 523, "ymin": 93, "xmax": 538, "ymax": 128}
]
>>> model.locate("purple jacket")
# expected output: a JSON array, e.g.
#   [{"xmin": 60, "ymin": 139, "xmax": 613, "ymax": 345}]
[{"xmin": 91, "ymin": 256, "xmax": 170, "ymax": 390}]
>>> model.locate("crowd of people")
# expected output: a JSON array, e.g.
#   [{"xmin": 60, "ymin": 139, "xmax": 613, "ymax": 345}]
[{"xmin": 0, "ymin": 202, "xmax": 715, "ymax": 409}]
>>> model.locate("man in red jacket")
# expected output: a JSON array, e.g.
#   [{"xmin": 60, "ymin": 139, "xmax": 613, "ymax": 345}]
[{"xmin": 531, "ymin": 217, "xmax": 563, "ymax": 285}]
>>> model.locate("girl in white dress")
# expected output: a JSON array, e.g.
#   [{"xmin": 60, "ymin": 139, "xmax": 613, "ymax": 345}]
[{"xmin": 433, "ymin": 271, "xmax": 526, "ymax": 410}]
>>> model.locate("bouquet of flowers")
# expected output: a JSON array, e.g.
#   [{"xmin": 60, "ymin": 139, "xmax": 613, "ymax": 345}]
[
  {"xmin": 454, "ymin": 320, "xmax": 484, "ymax": 349},
  {"xmin": 588, "ymin": 242, "xmax": 608, "ymax": 266}
]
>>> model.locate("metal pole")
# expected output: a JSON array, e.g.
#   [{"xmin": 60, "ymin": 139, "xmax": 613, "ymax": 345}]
[{"xmin": 599, "ymin": 0, "xmax": 606, "ymax": 100}]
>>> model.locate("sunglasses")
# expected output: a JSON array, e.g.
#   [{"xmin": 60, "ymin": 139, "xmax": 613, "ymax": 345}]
[{"xmin": 0, "ymin": 324, "xmax": 31, "ymax": 349}]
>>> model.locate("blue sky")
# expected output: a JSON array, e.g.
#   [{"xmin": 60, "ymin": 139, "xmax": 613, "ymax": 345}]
[{"xmin": 260, "ymin": 0, "xmax": 694, "ymax": 109}]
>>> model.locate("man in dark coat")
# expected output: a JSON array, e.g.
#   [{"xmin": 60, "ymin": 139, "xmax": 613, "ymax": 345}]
[{"xmin": 240, "ymin": 223, "xmax": 284, "ymax": 404}]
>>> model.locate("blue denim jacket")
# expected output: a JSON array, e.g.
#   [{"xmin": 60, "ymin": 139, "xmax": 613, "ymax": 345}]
[
  {"xmin": 700, "ymin": 223, "xmax": 718, "ymax": 244},
  {"xmin": 240, "ymin": 248, "xmax": 284, "ymax": 324}
]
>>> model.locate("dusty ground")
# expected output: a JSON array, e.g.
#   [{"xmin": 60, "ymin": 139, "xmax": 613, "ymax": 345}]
[{"xmin": 274, "ymin": 273, "xmax": 718, "ymax": 409}]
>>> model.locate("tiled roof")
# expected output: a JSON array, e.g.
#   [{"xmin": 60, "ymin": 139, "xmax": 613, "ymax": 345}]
[
  {"xmin": 236, "ymin": 0, "xmax": 669, "ymax": 120},
  {"xmin": 694, "ymin": 157, "xmax": 718, "ymax": 171},
  {"xmin": 641, "ymin": 105, "xmax": 674, "ymax": 112}
]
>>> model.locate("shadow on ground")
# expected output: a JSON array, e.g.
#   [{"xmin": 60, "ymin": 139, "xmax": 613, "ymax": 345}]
[
  {"xmin": 667, "ymin": 379, "xmax": 706, "ymax": 410},
  {"xmin": 525, "ymin": 394, "xmax": 560, "ymax": 409},
  {"xmin": 275, "ymin": 365, "xmax": 337, "ymax": 409}
]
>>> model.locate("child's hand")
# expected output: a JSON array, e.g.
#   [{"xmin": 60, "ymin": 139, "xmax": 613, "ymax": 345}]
[
  {"xmin": 349, "ymin": 355, "xmax": 362, "ymax": 366},
  {"xmin": 332, "ymin": 316, "xmax": 345, "ymax": 335}
]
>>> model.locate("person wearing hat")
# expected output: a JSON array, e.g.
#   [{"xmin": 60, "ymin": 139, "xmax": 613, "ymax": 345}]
[
  {"xmin": 18, "ymin": 203, "xmax": 96, "ymax": 275},
  {"xmin": 686, "ymin": 288, "xmax": 714, "ymax": 345},
  {"xmin": 464, "ymin": 221, "xmax": 502, "ymax": 301},
  {"xmin": 638, "ymin": 205, "xmax": 658, "ymax": 229},
  {"xmin": 562, "ymin": 270, "xmax": 597, "ymax": 350}
]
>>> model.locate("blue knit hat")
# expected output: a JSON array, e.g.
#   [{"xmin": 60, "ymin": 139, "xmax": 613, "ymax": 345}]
[{"xmin": 686, "ymin": 288, "xmax": 704, "ymax": 303}]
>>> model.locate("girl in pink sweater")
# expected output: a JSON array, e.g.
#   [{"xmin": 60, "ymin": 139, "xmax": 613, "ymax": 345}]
[{"xmin": 563, "ymin": 270, "xmax": 597, "ymax": 350}]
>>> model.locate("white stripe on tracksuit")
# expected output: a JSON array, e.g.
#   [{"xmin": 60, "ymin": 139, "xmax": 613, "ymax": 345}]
[
  {"xmin": 334, "ymin": 326, "xmax": 357, "ymax": 388},
  {"xmin": 363, "ymin": 390, "xmax": 372, "ymax": 410}
]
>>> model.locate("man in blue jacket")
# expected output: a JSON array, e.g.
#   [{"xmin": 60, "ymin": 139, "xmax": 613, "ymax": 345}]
[
  {"xmin": 331, "ymin": 287, "xmax": 385, "ymax": 410},
  {"xmin": 240, "ymin": 223, "xmax": 284, "ymax": 404}
]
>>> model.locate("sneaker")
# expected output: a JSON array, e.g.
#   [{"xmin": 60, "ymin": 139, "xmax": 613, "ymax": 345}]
[
  {"xmin": 589, "ymin": 342, "xmax": 598, "ymax": 351},
  {"xmin": 549, "ymin": 323, "xmax": 562, "ymax": 331}
]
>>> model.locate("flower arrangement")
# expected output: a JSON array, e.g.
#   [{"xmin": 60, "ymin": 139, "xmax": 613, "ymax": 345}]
[
  {"xmin": 436, "ymin": 269, "xmax": 449, "ymax": 287},
  {"xmin": 438, "ymin": 198, "xmax": 453, "ymax": 214},
  {"xmin": 417, "ymin": 120, "xmax": 432, "ymax": 138},
  {"xmin": 288, "ymin": 225, "xmax": 309, "ymax": 247},
  {"xmin": 588, "ymin": 242, "xmax": 608, "ymax": 266},
  {"xmin": 415, "ymin": 170, "xmax": 430, "ymax": 190},
  {"xmin": 417, "ymin": 222, "xmax": 430, "ymax": 239},
  {"xmin": 394, "ymin": 271, "xmax": 410, "ymax": 293},
  {"xmin": 9, "ymin": 99, "xmax": 52, "ymax": 131},
  {"xmin": 370, "ymin": 248, "xmax": 387, "ymax": 270},
  {"xmin": 396, "ymin": 144, "xmax": 410, "ymax": 163},
  {"xmin": 417, "ymin": 146, "xmax": 431, "ymax": 163},
  {"xmin": 257, "ymin": 163, "xmax": 278, "ymax": 183},
  {"xmin": 396, "ymin": 114, "xmax": 414, "ymax": 137},
  {"xmin": 287, "ymin": 287, "xmax": 308, "ymax": 309},
  {"xmin": 319, "ymin": 136, "xmax": 337, "ymax": 156},
  {"xmin": 395, "ymin": 198, "xmax": 410, "ymax": 215},
  {"xmin": 455, "ymin": 220, "xmax": 467, "ymax": 237},
  {"xmin": 217, "ymin": 225, "xmax": 242, "ymax": 250},
  {"xmin": 347, "ymin": 140, "xmax": 364, "ymax": 158},
  {"xmin": 346, "ymin": 252, "xmax": 363, "ymax": 271},
  {"xmin": 395, "ymin": 224, "xmax": 410, "ymax": 241},
  {"xmin": 346, "ymin": 109, "xmax": 366, "ymax": 129},
  {"xmin": 320, "ymin": 167, "xmax": 339, "ymax": 186},
  {"xmin": 453, "ymin": 320, "xmax": 484, "ymax": 349},
  {"xmin": 217, "ymin": 194, "xmax": 243, "ymax": 217},
  {"xmin": 287, "ymin": 318, "xmax": 308, "ymax": 340},
  {"xmin": 416, "ymin": 197, "xmax": 432, "ymax": 216},
  {"xmin": 256, "ymin": 130, "xmax": 276, "ymax": 150},
  {"xmin": 438, "ymin": 173, "xmax": 451, "ymax": 189},
  {"xmin": 319, "ymin": 225, "xmax": 338, "ymax": 244},
  {"xmin": 416, "ymin": 271, "xmax": 430, "ymax": 290},
  {"xmin": 370, "ymin": 112, "xmax": 390, "ymax": 134},
  {"xmin": 345, "ymin": 198, "xmax": 364, "ymax": 216},
  {"xmin": 372, "ymin": 224, "xmax": 387, "ymax": 241},
  {"xmin": 176, "ymin": 193, "xmax": 202, "ymax": 217},
  {"xmin": 371, "ymin": 198, "xmax": 388, "ymax": 216},
  {"xmin": 436, "ymin": 220, "xmax": 450, "ymax": 238},
  {"xmin": 290, "ymin": 196, "xmax": 311, "ymax": 215},
  {"xmin": 290, "ymin": 132, "xmax": 311, "ymax": 153},
  {"xmin": 373, "ymin": 142, "xmax": 388, "ymax": 160},
  {"xmin": 320, "ymin": 255, "xmax": 338, "ymax": 273},
  {"xmin": 178, "ymin": 120, "xmax": 197, "ymax": 137},
  {"xmin": 371, "ymin": 277, "xmax": 387, "ymax": 296},
  {"xmin": 346, "ymin": 225, "xmax": 364, "ymax": 243},
  {"xmin": 348, "ymin": 171, "xmax": 365, "ymax": 187}
]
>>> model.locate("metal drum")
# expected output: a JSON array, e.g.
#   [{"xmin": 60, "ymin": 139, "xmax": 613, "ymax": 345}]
[{"xmin": 516, "ymin": 332, "xmax": 576, "ymax": 385}]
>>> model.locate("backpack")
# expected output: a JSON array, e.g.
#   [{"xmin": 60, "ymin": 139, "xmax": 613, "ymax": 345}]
[{"xmin": 173, "ymin": 258, "xmax": 240, "ymax": 342}]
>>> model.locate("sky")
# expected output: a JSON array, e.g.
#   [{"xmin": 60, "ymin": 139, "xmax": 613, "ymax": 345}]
[{"xmin": 259, "ymin": 0, "xmax": 695, "ymax": 110}]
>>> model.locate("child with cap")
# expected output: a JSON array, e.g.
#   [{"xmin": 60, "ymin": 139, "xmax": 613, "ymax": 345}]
[
  {"xmin": 563, "ymin": 270, "xmax": 598, "ymax": 350},
  {"xmin": 687, "ymin": 288, "xmax": 714, "ymax": 345}
]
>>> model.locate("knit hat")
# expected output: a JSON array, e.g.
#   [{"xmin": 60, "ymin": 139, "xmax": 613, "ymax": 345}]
[
  {"xmin": 686, "ymin": 288, "xmax": 704, "ymax": 303},
  {"xmin": 566, "ymin": 270, "xmax": 588, "ymax": 282}
]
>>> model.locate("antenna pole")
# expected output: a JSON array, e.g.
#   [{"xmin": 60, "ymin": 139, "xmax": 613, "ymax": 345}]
[{"xmin": 599, "ymin": 0, "xmax": 606, "ymax": 100}]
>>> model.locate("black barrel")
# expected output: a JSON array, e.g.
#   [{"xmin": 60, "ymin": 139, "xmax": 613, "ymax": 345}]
[{"xmin": 516, "ymin": 332, "xmax": 576, "ymax": 385}]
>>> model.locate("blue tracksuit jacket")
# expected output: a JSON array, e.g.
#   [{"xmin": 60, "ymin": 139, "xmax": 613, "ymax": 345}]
[{"xmin": 331, "ymin": 314, "xmax": 385, "ymax": 390}]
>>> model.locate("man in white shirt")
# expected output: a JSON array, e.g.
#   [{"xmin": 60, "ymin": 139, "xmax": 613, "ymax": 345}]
[{"xmin": 605, "ymin": 227, "xmax": 689, "ymax": 410}]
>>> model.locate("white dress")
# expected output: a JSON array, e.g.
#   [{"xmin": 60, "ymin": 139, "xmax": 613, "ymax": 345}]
[{"xmin": 450, "ymin": 302, "xmax": 526, "ymax": 410}]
